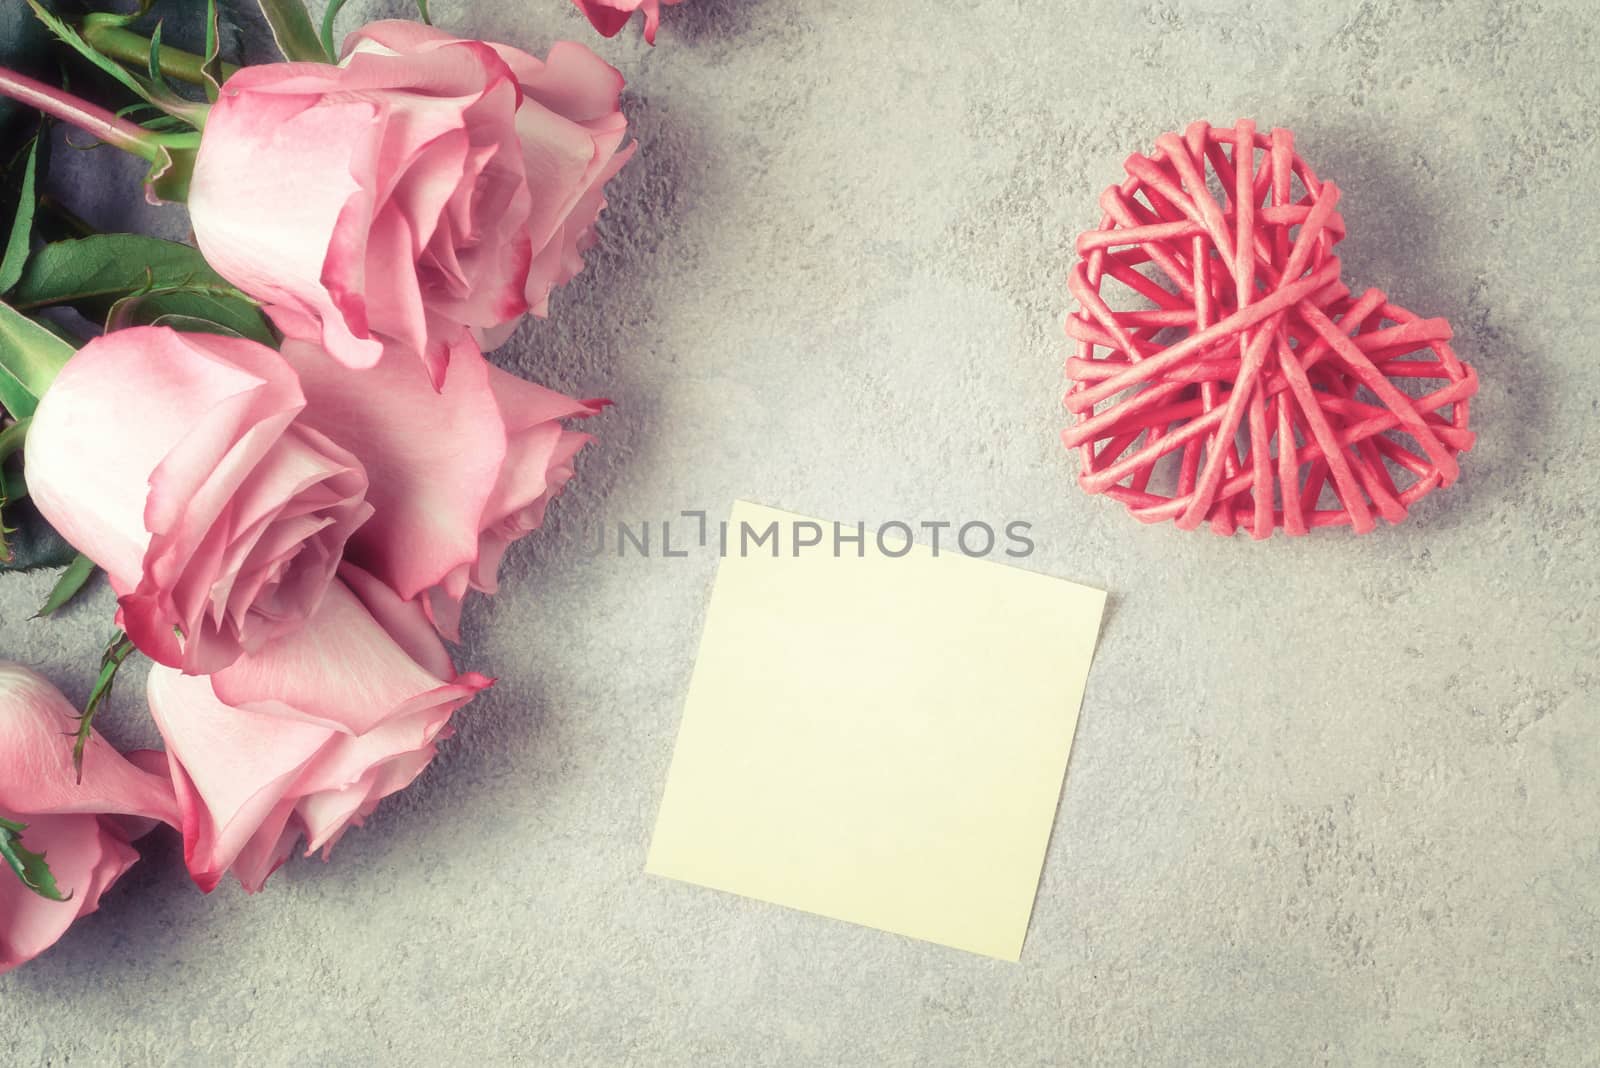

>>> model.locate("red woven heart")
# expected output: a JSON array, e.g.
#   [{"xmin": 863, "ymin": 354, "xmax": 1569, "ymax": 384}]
[{"xmin": 1061, "ymin": 119, "xmax": 1479, "ymax": 537}]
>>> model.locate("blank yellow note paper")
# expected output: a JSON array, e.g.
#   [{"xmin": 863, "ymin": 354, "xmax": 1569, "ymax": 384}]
[{"xmin": 646, "ymin": 501, "xmax": 1106, "ymax": 961}]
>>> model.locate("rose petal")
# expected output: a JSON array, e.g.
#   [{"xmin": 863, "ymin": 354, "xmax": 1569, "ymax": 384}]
[
  {"xmin": 149, "ymin": 668, "xmax": 332, "ymax": 886},
  {"xmin": 192, "ymin": 91, "xmax": 385, "ymax": 370},
  {"xmin": 0, "ymin": 664, "xmax": 176, "ymax": 825},
  {"xmin": 570, "ymin": 0, "xmax": 639, "ymax": 39},
  {"xmin": 339, "ymin": 563, "xmax": 457, "ymax": 680},
  {"xmin": 26, "ymin": 328, "xmax": 300, "ymax": 591},
  {"xmin": 341, "ymin": 19, "xmax": 457, "ymax": 59},
  {"xmin": 0, "ymin": 663, "xmax": 173, "ymax": 975},
  {"xmin": 282, "ymin": 339, "xmax": 506, "ymax": 599},
  {"xmin": 207, "ymin": 582, "xmax": 479, "ymax": 736},
  {"xmin": 148, "ymin": 581, "xmax": 489, "ymax": 893},
  {"xmin": 0, "ymin": 815, "xmax": 137, "ymax": 975},
  {"xmin": 517, "ymin": 41, "xmax": 627, "ymax": 123}
]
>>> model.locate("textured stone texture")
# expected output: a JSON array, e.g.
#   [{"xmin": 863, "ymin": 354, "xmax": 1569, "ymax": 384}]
[{"xmin": 3, "ymin": 0, "xmax": 1599, "ymax": 1064}]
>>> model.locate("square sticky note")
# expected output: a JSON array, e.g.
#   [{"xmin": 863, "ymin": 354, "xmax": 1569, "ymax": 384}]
[{"xmin": 646, "ymin": 501, "xmax": 1106, "ymax": 960}]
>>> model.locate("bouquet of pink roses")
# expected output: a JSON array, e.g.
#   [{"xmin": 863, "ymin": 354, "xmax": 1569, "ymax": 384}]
[{"xmin": 0, "ymin": 0, "xmax": 659, "ymax": 974}]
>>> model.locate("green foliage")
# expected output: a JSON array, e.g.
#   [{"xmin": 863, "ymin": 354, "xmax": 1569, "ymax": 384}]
[
  {"xmin": 146, "ymin": 138, "xmax": 200, "ymax": 202},
  {"xmin": 146, "ymin": 20, "xmax": 177, "ymax": 96},
  {"xmin": 76, "ymin": 633, "xmax": 138, "ymax": 779},
  {"xmin": 319, "ymin": 0, "xmax": 351, "ymax": 62},
  {"xmin": 22, "ymin": 0, "xmax": 205, "ymax": 200},
  {"xmin": 0, "ymin": 246, "xmax": 76, "ymax": 569},
  {"xmin": 0, "ymin": 135, "xmax": 40, "ymax": 295},
  {"xmin": 10, "ymin": 235, "xmax": 274, "ymax": 343},
  {"xmin": 202, "ymin": 0, "xmax": 225, "ymax": 102},
  {"xmin": 25, "ymin": 0, "xmax": 208, "ymax": 132},
  {"xmin": 79, "ymin": 4, "xmax": 238, "ymax": 93},
  {"xmin": 253, "ymin": 0, "xmax": 327, "ymax": 62},
  {"xmin": 37, "ymin": 552, "xmax": 96, "ymax": 615},
  {"xmin": 0, "ymin": 1, "xmax": 276, "ymax": 593},
  {"xmin": 0, "ymin": 817, "xmax": 72, "ymax": 903},
  {"xmin": 0, "ymin": 299, "xmax": 73, "ymax": 420}
]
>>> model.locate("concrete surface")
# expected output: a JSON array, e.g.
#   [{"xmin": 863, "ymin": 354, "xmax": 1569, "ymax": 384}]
[{"xmin": 3, "ymin": 0, "xmax": 1599, "ymax": 1064}]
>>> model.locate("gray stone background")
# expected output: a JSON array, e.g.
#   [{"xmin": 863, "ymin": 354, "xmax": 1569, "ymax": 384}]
[{"xmin": 2, "ymin": 0, "xmax": 1598, "ymax": 1063}]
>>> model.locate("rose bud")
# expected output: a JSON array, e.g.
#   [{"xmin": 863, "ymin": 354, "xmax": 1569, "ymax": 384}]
[
  {"xmin": 0, "ymin": 663, "xmax": 176, "ymax": 976},
  {"xmin": 148, "ymin": 566, "xmax": 491, "ymax": 893},
  {"xmin": 571, "ymin": 0, "xmax": 683, "ymax": 44},
  {"xmin": 189, "ymin": 23, "xmax": 632, "ymax": 387},
  {"xmin": 282, "ymin": 339, "xmax": 602, "ymax": 639},
  {"xmin": 25, "ymin": 327, "xmax": 371, "ymax": 675}
]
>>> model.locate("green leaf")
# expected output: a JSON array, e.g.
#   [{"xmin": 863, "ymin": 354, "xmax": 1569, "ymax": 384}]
[
  {"xmin": 0, "ymin": 134, "xmax": 40, "ymax": 295},
  {"xmin": 416, "ymin": 0, "xmax": 432, "ymax": 24},
  {"xmin": 254, "ymin": 0, "xmax": 327, "ymax": 62},
  {"xmin": 0, "ymin": 300, "xmax": 75, "ymax": 420},
  {"xmin": 143, "ymin": 136, "xmax": 201, "ymax": 202},
  {"xmin": 75, "ymin": 633, "xmax": 138, "ymax": 780},
  {"xmin": 108, "ymin": 288, "xmax": 273, "ymax": 344},
  {"xmin": 37, "ymin": 552, "xmax": 96, "ymax": 616},
  {"xmin": 146, "ymin": 21, "xmax": 176, "ymax": 97},
  {"xmin": 134, "ymin": 114, "xmax": 193, "ymax": 135},
  {"xmin": 202, "ymin": 0, "xmax": 225, "ymax": 103},
  {"xmin": 142, "ymin": 311, "xmax": 247, "ymax": 339},
  {"xmin": 11, "ymin": 235, "xmax": 273, "ymax": 343},
  {"xmin": 319, "ymin": 0, "xmax": 351, "ymax": 63},
  {"xmin": 0, "ymin": 818, "xmax": 72, "ymax": 902}
]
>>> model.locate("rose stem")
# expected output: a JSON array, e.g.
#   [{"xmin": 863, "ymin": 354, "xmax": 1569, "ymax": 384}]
[
  {"xmin": 79, "ymin": 24, "xmax": 240, "ymax": 87},
  {"xmin": 0, "ymin": 67, "xmax": 162, "ymax": 163}
]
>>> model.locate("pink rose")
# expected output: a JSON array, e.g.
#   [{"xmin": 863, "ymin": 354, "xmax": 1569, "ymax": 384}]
[
  {"xmin": 573, "ymin": 0, "xmax": 684, "ymax": 44},
  {"xmin": 148, "ymin": 566, "xmax": 491, "ymax": 893},
  {"xmin": 25, "ymin": 327, "xmax": 371, "ymax": 675},
  {"xmin": 0, "ymin": 663, "xmax": 176, "ymax": 976},
  {"xmin": 189, "ymin": 22, "xmax": 632, "ymax": 387},
  {"xmin": 281, "ymin": 339, "xmax": 603, "ymax": 639}
]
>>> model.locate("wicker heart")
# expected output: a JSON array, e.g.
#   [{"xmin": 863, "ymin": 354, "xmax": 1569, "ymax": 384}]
[{"xmin": 1061, "ymin": 119, "xmax": 1479, "ymax": 537}]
